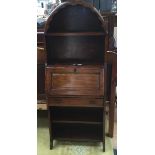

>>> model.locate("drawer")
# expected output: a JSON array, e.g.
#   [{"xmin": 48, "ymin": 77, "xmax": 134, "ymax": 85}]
[
  {"xmin": 48, "ymin": 97, "xmax": 103, "ymax": 107},
  {"xmin": 47, "ymin": 66, "xmax": 101, "ymax": 74},
  {"xmin": 45, "ymin": 66, "xmax": 104, "ymax": 96}
]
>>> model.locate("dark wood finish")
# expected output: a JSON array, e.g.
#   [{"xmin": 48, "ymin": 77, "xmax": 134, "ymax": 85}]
[
  {"xmin": 45, "ymin": 66, "xmax": 104, "ymax": 96},
  {"xmin": 45, "ymin": 32, "xmax": 105, "ymax": 36},
  {"xmin": 47, "ymin": 107, "xmax": 53, "ymax": 149},
  {"xmin": 45, "ymin": 2, "xmax": 105, "ymax": 34},
  {"xmin": 42, "ymin": 0, "xmax": 117, "ymax": 151},
  {"xmin": 48, "ymin": 97, "xmax": 103, "ymax": 107},
  {"xmin": 44, "ymin": 1, "xmax": 106, "ymax": 66},
  {"xmin": 45, "ymin": 36, "xmax": 105, "ymax": 65},
  {"xmin": 53, "ymin": 120, "xmax": 102, "ymax": 125},
  {"xmin": 37, "ymin": 18, "xmax": 116, "ymax": 139},
  {"xmin": 37, "ymin": 13, "xmax": 116, "ymax": 96}
]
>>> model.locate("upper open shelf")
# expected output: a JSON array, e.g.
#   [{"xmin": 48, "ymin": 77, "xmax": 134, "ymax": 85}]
[
  {"xmin": 45, "ymin": 1, "xmax": 106, "ymax": 65},
  {"xmin": 45, "ymin": 32, "xmax": 105, "ymax": 36}
]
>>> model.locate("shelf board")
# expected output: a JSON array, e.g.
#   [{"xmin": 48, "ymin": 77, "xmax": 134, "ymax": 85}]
[
  {"xmin": 53, "ymin": 122, "xmax": 103, "ymax": 142},
  {"xmin": 53, "ymin": 127, "xmax": 103, "ymax": 141},
  {"xmin": 53, "ymin": 137, "xmax": 102, "ymax": 142},
  {"xmin": 45, "ymin": 32, "xmax": 105, "ymax": 36},
  {"xmin": 53, "ymin": 120, "xmax": 102, "ymax": 125},
  {"xmin": 48, "ymin": 104, "xmax": 103, "ymax": 108}
]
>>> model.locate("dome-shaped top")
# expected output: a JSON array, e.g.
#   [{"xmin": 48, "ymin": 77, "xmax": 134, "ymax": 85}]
[
  {"xmin": 45, "ymin": 1, "xmax": 105, "ymax": 33},
  {"xmin": 45, "ymin": 0, "xmax": 106, "ymax": 65}
]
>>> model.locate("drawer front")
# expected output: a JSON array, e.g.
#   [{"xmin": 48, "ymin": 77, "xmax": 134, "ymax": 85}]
[
  {"xmin": 52, "ymin": 74, "xmax": 99, "ymax": 89},
  {"xmin": 45, "ymin": 66, "xmax": 104, "ymax": 96},
  {"xmin": 48, "ymin": 97, "xmax": 103, "ymax": 107}
]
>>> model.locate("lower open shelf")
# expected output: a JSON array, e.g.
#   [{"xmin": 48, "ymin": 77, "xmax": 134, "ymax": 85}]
[
  {"xmin": 49, "ymin": 106, "xmax": 104, "ymax": 124},
  {"xmin": 53, "ymin": 120, "xmax": 102, "ymax": 125},
  {"xmin": 52, "ymin": 123, "xmax": 103, "ymax": 141}
]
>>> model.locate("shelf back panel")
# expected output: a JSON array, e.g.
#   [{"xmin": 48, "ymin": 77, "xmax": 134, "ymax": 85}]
[{"xmin": 46, "ymin": 36, "xmax": 105, "ymax": 65}]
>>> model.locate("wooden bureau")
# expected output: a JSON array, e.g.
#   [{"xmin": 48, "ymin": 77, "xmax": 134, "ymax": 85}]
[
  {"xmin": 37, "ymin": 15, "xmax": 117, "ymax": 137},
  {"xmin": 44, "ymin": 0, "xmax": 108, "ymax": 151}
]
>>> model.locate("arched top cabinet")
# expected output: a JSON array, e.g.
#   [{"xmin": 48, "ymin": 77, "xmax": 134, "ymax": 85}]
[
  {"xmin": 45, "ymin": 1, "xmax": 107, "ymax": 151},
  {"xmin": 45, "ymin": 0, "xmax": 107, "ymax": 65}
]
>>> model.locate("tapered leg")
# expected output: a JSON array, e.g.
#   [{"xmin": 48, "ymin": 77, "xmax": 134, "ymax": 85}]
[
  {"xmin": 50, "ymin": 140, "xmax": 53, "ymax": 150},
  {"xmin": 48, "ymin": 107, "xmax": 53, "ymax": 149},
  {"xmin": 103, "ymin": 139, "xmax": 105, "ymax": 152},
  {"xmin": 108, "ymin": 100, "xmax": 115, "ymax": 138},
  {"xmin": 103, "ymin": 106, "xmax": 105, "ymax": 152},
  {"xmin": 103, "ymin": 145, "xmax": 105, "ymax": 152}
]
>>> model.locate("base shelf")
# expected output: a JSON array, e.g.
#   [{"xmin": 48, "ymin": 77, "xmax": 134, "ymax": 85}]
[
  {"xmin": 53, "ymin": 137, "xmax": 102, "ymax": 142},
  {"xmin": 52, "ymin": 123, "xmax": 103, "ymax": 141},
  {"xmin": 53, "ymin": 120, "xmax": 103, "ymax": 125}
]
